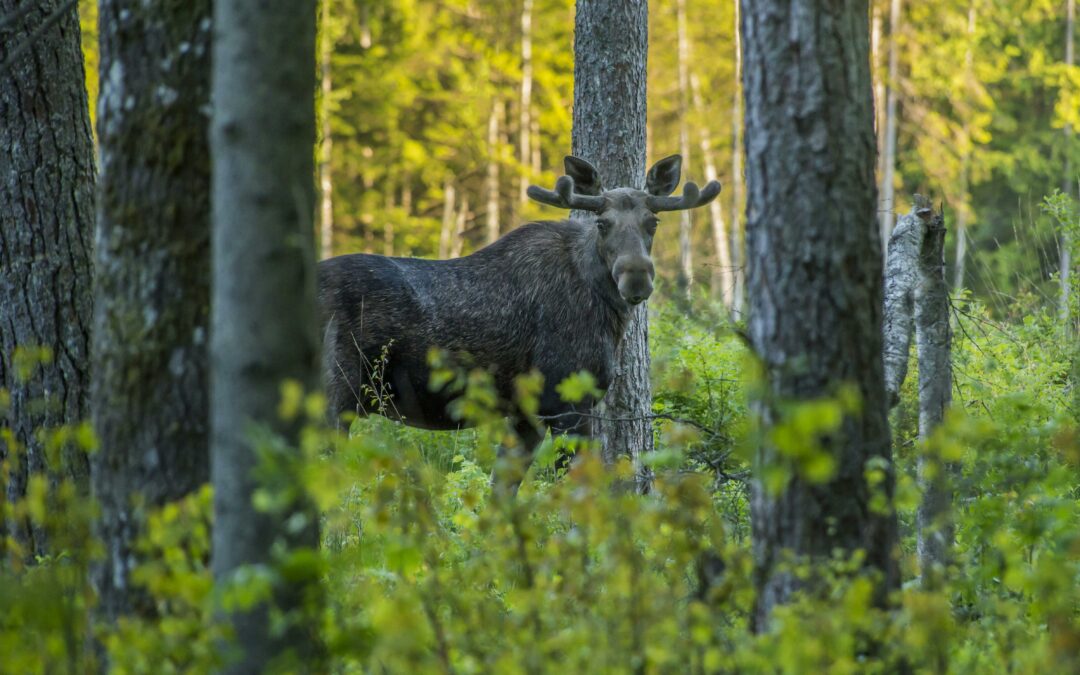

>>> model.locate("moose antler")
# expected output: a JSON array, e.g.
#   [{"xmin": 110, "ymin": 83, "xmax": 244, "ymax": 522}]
[
  {"xmin": 527, "ymin": 176, "xmax": 606, "ymax": 212},
  {"xmin": 645, "ymin": 180, "xmax": 722, "ymax": 212}
]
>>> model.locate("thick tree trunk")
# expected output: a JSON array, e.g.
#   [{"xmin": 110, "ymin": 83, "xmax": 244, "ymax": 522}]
[
  {"xmin": 741, "ymin": 0, "xmax": 897, "ymax": 628},
  {"xmin": 676, "ymin": 0, "xmax": 694, "ymax": 305},
  {"xmin": 211, "ymin": 0, "xmax": 324, "ymax": 670},
  {"xmin": 91, "ymin": 0, "xmax": 212, "ymax": 624},
  {"xmin": 0, "ymin": 0, "xmax": 95, "ymax": 561},
  {"xmin": 730, "ymin": 0, "xmax": 745, "ymax": 316},
  {"xmin": 487, "ymin": 99, "xmax": 502, "ymax": 244},
  {"xmin": 914, "ymin": 201, "xmax": 952, "ymax": 588},
  {"xmin": 518, "ymin": 0, "xmax": 533, "ymax": 206},
  {"xmin": 690, "ymin": 73, "xmax": 733, "ymax": 309},
  {"xmin": 572, "ymin": 0, "xmax": 652, "ymax": 491},
  {"xmin": 879, "ymin": 0, "xmax": 901, "ymax": 246}
]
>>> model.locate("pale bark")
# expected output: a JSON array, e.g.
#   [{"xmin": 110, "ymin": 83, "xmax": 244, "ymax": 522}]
[
  {"xmin": 518, "ymin": 0, "xmax": 533, "ymax": 206},
  {"xmin": 741, "ymin": 0, "xmax": 897, "ymax": 628},
  {"xmin": 1062, "ymin": 0, "xmax": 1075, "ymax": 325},
  {"xmin": 319, "ymin": 22, "xmax": 334, "ymax": 260},
  {"xmin": 914, "ymin": 201, "xmax": 952, "ymax": 588},
  {"xmin": 954, "ymin": 3, "xmax": 976, "ymax": 292},
  {"xmin": 730, "ymin": 0, "xmax": 745, "ymax": 316},
  {"xmin": 486, "ymin": 99, "xmax": 502, "ymax": 244},
  {"xmin": 882, "ymin": 198, "xmax": 955, "ymax": 586},
  {"xmin": 211, "ymin": 0, "xmax": 323, "ymax": 670},
  {"xmin": 450, "ymin": 198, "xmax": 469, "ymax": 258},
  {"xmin": 691, "ymin": 73, "xmax": 733, "ymax": 309},
  {"xmin": 573, "ymin": 0, "xmax": 652, "ymax": 492},
  {"xmin": 440, "ymin": 179, "xmax": 456, "ymax": 259},
  {"xmin": 676, "ymin": 0, "xmax": 694, "ymax": 304},
  {"xmin": 879, "ymin": 0, "xmax": 901, "ymax": 246},
  {"xmin": 883, "ymin": 206, "xmax": 923, "ymax": 408},
  {"xmin": 383, "ymin": 182, "xmax": 395, "ymax": 256},
  {"xmin": 954, "ymin": 209, "xmax": 968, "ymax": 292},
  {"xmin": 91, "ymin": 0, "xmax": 212, "ymax": 624},
  {"xmin": 0, "ymin": 0, "xmax": 95, "ymax": 560}
]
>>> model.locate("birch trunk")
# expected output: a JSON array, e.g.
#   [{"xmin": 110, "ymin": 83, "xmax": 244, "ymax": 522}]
[
  {"xmin": 518, "ymin": 0, "xmax": 534, "ymax": 206},
  {"xmin": 573, "ymin": 0, "xmax": 652, "ymax": 492},
  {"xmin": 440, "ymin": 179, "xmax": 456, "ymax": 259},
  {"xmin": 1062, "ymin": 0, "xmax": 1075, "ymax": 326},
  {"xmin": 954, "ymin": 3, "xmax": 976, "ymax": 292},
  {"xmin": 741, "ymin": 0, "xmax": 897, "ymax": 628},
  {"xmin": 676, "ymin": 0, "xmax": 694, "ymax": 306},
  {"xmin": 691, "ymin": 73, "xmax": 733, "ymax": 309},
  {"xmin": 730, "ymin": 0, "xmax": 745, "ymax": 316},
  {"xmin": 451, "ymin": 198, "xmax": 469, "ymax": 258},
  {"xmin": 487, "ymin": 100, "xmax": 502, "ymax": 244},
  {"xmin": 92, "ymin": 0, "xmax": 212, "ymax": 624},
  {"xmin": 211, "ymin": 0, "xmax": 324, "ymax": 669},
  {"xmin": 384, "ymin": 182, "xmax": 395, "ymax": 256},
  {"xmin": 879, "ymin": 0, "xmax": 901, "ymax": 246},
  {"xmin": 0, "ymin": 0, "xmax": 95, "ymax": 560},
  {"xmin": 319, "ymin": 24, "xmax": 334, "ymax": 260}
]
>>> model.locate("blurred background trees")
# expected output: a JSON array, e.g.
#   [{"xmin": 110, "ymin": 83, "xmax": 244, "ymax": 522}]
[{"xmin": 70, "ymin": 0, "xmax": 1080, "ymax": 321}]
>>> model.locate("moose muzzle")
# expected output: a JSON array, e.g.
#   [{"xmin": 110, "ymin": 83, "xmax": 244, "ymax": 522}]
[{"xmin": 613, "ymin": 255, "xmax": 655, "ymax": 305}]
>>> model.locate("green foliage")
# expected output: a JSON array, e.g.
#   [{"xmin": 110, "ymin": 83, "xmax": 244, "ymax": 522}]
[{"xmin": 2, "ymin": 297, "xmax": 1079, "ymax": 671}]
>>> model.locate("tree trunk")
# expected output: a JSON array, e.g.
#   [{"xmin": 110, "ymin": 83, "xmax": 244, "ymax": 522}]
[
  {"xmin": 676, "ymin": 0, "xmax": 694, "ymax": 306},
  {"xmin": 872, "ymin": 3, "xmax": 884, "ymax": 150},
  {"xmin": 883, "ymin": 206, "xmax": 922, "ymax": 409},
  {"xmin": 954, "ymin": 3, "xmax": 976, "ymax": 293},
  {"xmin": 741, "ymin": 0, "xmax": 897, "ymax": 629},
  {"xmin": 91, "ymin": 0, "xmax": 212, "ymax": 624},
  {"xmin": 1062, "ymin": 0, "xmax": 1075, "ymax": 326},
  {"xmin": 211, "ymin": 0, "xmax": 324, "ymax": 670},
  {"xmin": 573, "ymin": 0, "xmax": 651, "ymax": 491},
  {"xmin": 730, "ymin": 0, "xmax": 745, "ymax": 316},
  {"xmin": 450, "ymin": 197, "xmax": 469, "ymax": 258},
  {"xmin": 914, "ymin": 201, "xmax": 952, "ymax": 588},
  {"xmin": 0, "ymin": 0, "xmax": 95, "ymax": 561},
  {"xmin": 518, "ymin": 0, "xmax": 534, "ymax": 206},
  {"xmin": 384, "ymin": 180, "xmax": 396, "ymax": 256},
  {"xmin": 691, "ymin": 73, "xmax": 733, "ymax": 309},
  {"xmin": 879, "ymin": 0, "xmax": 901, "ymax": 246},
  {"xmin": 487, "ymin": 99, "xmax": 502, "ymax": 244},
  {"xmin": 440, "ymin": 179, "xmax": 456, "ymax": 259},
  {"xmin": 319, "ymin": 17, "xmax": 334, "ymax": 260}
]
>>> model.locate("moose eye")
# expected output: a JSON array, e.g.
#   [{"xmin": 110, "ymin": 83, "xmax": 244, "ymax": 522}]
[{"xmin": 597, "ymin": 218, "xmax": 613, "ymax": 235}]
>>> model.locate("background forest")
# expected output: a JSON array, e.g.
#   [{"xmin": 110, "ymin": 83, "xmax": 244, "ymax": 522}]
[
  {"xmin": 78, "ymin": 0, "xmax": 1080, "ymax": 313},
  {"xmin": 1, "ymin": 0, "xmax": 1078, "ymax": 673}
]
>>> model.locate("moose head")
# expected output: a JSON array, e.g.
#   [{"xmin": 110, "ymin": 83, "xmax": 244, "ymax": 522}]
[{"xmin": 527, "ymin": 155, "xmax": 721, "ymax": 305}]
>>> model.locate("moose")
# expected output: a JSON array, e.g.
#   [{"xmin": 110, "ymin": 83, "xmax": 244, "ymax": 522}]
[{"xmin": 317, "ymin": 154, "xmax": 720, "ymax": 484}]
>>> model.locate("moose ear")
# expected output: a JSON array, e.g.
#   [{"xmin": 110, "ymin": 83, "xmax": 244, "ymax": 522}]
[
  {"xmin": 645, "ymin": 155, "xmax": 682, "ymax": 196},
  {"xmin": 563, "ymin": 155, "xmax": 603, "ymax": 196}
]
